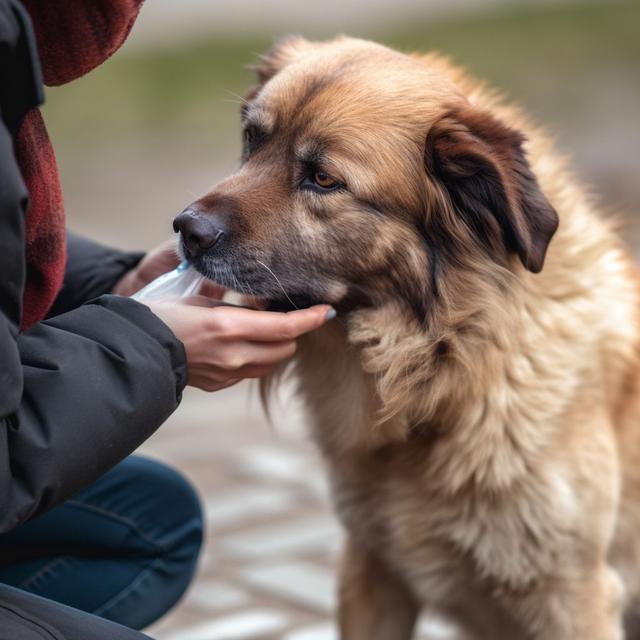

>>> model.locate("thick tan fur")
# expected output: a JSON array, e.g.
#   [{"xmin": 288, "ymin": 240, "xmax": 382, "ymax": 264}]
[{"xmin": 191, "ymin": 37, "xmax": 640, "ymax": 639}]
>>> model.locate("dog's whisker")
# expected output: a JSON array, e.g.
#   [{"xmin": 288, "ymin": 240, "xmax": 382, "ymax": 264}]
[
  {"xmin": 234, "ymin": 268, "xmax": 256, "ymax": 297},
  {"xmin": 239, "ymin": 276, "xmax": 253, "ymax": 296},
  {"xmin": 225, "ymin": 262, "xmax": 242, "ymax": 293},
  {"xmin": 224, "ymin": 90, "xmax": 249, "ymax": 105},
  {"xmin": 233, "ymin": 266, "xmax": 255, "ymax": 297},
  {"xmin": 256, "ymin": 259, "xmax": 299, "ymax": 310}
]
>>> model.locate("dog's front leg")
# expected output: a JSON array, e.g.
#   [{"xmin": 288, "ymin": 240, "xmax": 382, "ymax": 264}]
[
  {"xmin": 504, "ymin": 562, "xmax": 624, "ymax": 640},
  {"xmin": 338, "ymin": 538, "xmax": 420, "ymax": 640}
]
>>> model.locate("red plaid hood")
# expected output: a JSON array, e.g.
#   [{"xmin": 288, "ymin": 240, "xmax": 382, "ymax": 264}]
[{"xmin": 18, "ymin": 0, "xmax": 145, "ymax": 330}]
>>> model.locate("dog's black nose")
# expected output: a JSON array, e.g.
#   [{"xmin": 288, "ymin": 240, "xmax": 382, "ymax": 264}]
[{"xmin": 173, "ymin": 209, "xmax": 225, "ymax": 257}]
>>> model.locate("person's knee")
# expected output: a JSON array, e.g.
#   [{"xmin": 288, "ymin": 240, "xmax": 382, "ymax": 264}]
[
  {"xmin": 153, "ymin": 460, "xmax": 204, "ymax": 567},
  {"xmin": 78, "ymin": 457, "xmax": 205, "ymax": 628},
  {"xmin": 130, "ymin": 457, "xmax": 204, "ymax": 568},
  {"xmin": 95, "ymin": 456, "xmax": 205, "ymax": 556},
  {"xmin": 125, "ymin": 459, "xmax": 204, "ymax": 624},
  {"xmin": 81, "ymin": 456, "xmax": 205, "ymax": 585}
]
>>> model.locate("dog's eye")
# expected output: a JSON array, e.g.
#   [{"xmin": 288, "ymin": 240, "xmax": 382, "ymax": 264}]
[
  {"xmin": 299, "ymin": 163, "xmax": 344, "ymax": 193},
  {"xmin": 313, "ymin": 171, "xmax": 339, "ymax": 190}
]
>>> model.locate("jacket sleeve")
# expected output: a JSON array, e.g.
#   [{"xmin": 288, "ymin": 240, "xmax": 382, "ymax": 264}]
[
  {"xmin": 0, "ymin": 2, "xmax": 188, "ymax": 533},
  {"xmin": 6, "ymin": 297, "xmax": 188, "ymax": 533},
  {"xmin": 47, "ymin": 232, "xmax": 145, "ymax": 317}
]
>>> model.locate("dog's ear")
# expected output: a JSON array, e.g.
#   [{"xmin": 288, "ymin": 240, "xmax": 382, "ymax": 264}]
[
  {"xmin": 424, "ymin": 105, "xmax": 558, "ymax": 273},
  {"xmin": 242, "ymin": 36, "xmax": 313, "ymax": 118},
  {"xmin": 249, "ymin": 36, "xmax": 313, "ymax": 85}
]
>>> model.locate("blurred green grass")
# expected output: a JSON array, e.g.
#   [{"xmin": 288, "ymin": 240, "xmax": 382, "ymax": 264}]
[
  {"xmin": 42, "ymin": 1, "xmax": 640, "ymax": 153},
  {"xmin": 390, "ymin": 2, "xmax": 640, "ymax": 86}
]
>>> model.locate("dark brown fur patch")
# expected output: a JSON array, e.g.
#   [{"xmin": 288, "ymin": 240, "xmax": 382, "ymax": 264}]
[{"xmin": 425, "ymin": 105, "xmax": 559, "ymax": 273}]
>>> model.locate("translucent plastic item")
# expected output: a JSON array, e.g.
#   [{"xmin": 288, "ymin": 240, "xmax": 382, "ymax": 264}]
[{"xmin": 132, "ymin": 261, "xmax": 206, "ymax": 302}]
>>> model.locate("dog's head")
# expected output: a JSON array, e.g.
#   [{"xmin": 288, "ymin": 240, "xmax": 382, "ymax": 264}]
[{"xmin": 175, "ymin": 37, "xmax": 558, "ymax": 318}]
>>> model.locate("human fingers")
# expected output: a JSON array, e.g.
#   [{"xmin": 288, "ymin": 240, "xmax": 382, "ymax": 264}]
[
  {"xmin": 139, "ymin": 239, "xmax": 180, "ymax": 278},
  {"xmin": 210, "ymin": 304, "xmax": 335, "ymax": 342}
]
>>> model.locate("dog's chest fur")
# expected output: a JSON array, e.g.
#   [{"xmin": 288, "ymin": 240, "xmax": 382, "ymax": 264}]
[
  {"xmin": 294, "ymin": 323, "xmax": 582, "ymax": 604},
  {"xmin": 291, "ymin": 277, "xmax": 632, "ymax": 619}
]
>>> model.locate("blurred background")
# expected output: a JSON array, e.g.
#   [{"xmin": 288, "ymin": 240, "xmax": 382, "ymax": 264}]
[{"xmin": 42, "ymin": 1, "xmax": 640, "ymax": 639}]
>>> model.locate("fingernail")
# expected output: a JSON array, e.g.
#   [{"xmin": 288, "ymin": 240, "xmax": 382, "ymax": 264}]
[{"xmin": 325, "ymin": 307, "xmax": 337, "ymax": 320}]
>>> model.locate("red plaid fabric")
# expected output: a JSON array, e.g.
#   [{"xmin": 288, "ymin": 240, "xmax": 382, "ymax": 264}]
[
  {"xmin": 15, "ymin": 109, "xmax": 65, "ymax": 330},
  {"xmin": 18, "ymin": 0, "xmax": 145, "ymax": 330}
]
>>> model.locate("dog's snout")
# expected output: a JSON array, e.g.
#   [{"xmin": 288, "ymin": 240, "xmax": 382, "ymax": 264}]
[{"xmin": 173, "ymin": 209, "xmax": 226, "ymax": 257}]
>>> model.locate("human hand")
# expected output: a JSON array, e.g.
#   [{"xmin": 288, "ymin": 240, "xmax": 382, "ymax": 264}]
[
  {"xmin": 112, "ymin": 239, "xmax": 224, "ymax": 298},
  {"xmin": 147, "ymin": 300, "xmax": 335, "ymax": 391},
  {"xmin": 112, "ymin": 239, "xmax": 179, "ymax": 297}
]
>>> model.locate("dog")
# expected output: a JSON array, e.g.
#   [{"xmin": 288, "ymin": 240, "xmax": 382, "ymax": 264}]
[{"xmin": 174, "ymin": 36, "xmax": 640, "ymax": 639}]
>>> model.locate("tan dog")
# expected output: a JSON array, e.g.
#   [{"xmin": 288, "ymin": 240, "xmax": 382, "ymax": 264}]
[{"xmin": 175, "ymin": 37, "xmax": 640, "ymax": 639}]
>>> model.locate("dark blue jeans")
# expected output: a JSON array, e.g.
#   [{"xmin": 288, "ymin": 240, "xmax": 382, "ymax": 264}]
[{"xmin": 0, "ymin": 456, "xmax": 204, "ymax": 631}]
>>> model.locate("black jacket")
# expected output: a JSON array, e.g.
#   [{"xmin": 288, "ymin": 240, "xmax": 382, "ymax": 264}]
[{"xmin": 0, "ymin": 0, "xmax": 187, "ymax": 534}]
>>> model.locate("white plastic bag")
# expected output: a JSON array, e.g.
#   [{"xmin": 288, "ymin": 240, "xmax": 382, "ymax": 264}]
[{"xmin": 131, "ymin": 261, "xmax": 206, "ymax": 302}]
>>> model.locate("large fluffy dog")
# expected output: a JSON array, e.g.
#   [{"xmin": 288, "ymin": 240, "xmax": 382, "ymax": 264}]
[{"xmin": 174, "ymin": 37, "xmax": 640, "ymax": 639}]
